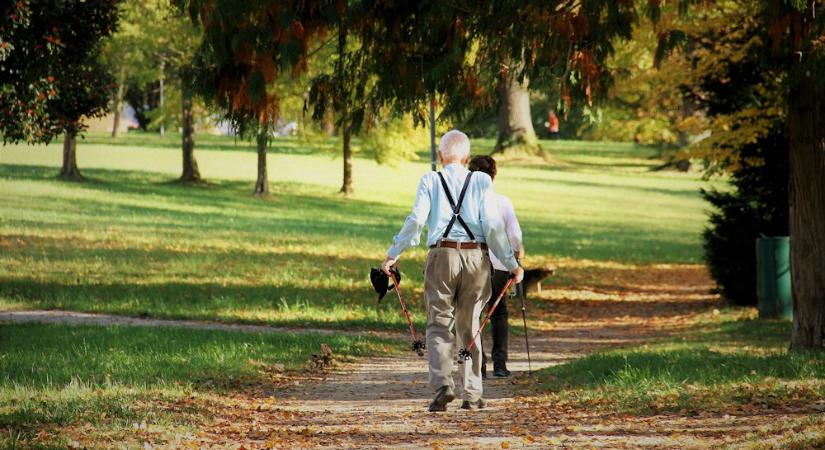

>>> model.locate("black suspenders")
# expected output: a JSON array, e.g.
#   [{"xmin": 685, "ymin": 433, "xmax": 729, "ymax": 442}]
[{"xmin": 436, "ymin": 171, "xmax": 475, "ymax": 240}]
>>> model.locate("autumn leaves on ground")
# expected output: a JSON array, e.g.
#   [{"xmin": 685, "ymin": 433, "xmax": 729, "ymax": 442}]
[{"xmin": 2, "ymin": 134, "xmax": 824, "ymax": 449}]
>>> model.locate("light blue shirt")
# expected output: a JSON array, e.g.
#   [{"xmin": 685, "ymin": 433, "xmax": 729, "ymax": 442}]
[{"xmin": 386, "ymin": 163, "xmax": 519, "ymax": 271}]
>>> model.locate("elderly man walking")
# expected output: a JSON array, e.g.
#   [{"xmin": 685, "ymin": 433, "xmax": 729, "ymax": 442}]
[{"xmin": 382, "ymin": 129, "xmax": 524, "ymax": 412}]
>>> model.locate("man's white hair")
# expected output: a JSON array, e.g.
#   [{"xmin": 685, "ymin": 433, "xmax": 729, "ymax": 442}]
[{"xmin": 439, "ymin": 129, "xmax": 471, "ymax": 161}]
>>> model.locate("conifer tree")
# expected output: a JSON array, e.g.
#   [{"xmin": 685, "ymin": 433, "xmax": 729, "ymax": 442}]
[
  {"xmin": 178, "ymin": 0, "xmax": 332, "ymax": 195},
  {"xmin": 348, "ymin": 1, "xmax": 636, "ymax": 158}
]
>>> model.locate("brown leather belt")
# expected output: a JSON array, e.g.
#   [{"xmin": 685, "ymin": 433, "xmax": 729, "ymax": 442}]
[{"xmin": 430, "ymin": 241, "xmax": 488, "ymax": 250}]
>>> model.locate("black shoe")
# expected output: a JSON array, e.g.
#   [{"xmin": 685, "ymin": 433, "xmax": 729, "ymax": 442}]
[
  {"xmin": 493, "ymin": 363, "xmax": 511, "ymax": 378},
  {"xmin": 428, "ymin": 386, "xmax": 455, "ymax": 412},
  {"xmin": 460, "ymin": 398, "xmax": 487, "ymax": 410}
]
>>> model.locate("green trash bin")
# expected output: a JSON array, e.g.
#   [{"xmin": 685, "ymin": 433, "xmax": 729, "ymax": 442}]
[{"xmin": 756, "ymin": 236, "xmax": 792, "ymax": 319}]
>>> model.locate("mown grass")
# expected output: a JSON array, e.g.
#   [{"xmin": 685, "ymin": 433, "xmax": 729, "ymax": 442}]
[
  {"xmin": 0, "ymin": 132, "xmax": 718, "ymax": 330},
  {"xmin": 0, "ymin": 131, "xmax": 724, "ymax": 446},
  {"xmin": 0, "ymin": 322, "xmax": 394, "ymax": 447},
  {"xmin": 537, "ymin": 311, "xmax": 825, "ymax": 417}
]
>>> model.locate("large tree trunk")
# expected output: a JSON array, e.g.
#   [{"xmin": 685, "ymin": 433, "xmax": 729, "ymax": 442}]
[
  {"xmin": 253, "ymin": 130, "xmax": 269, "ymax": 196},
  {"xmin": 495, "ymin": 61, "xmax": 541, "ymax": 155},
  {"xmin": 179, "ymin": 83, "xmax": 202, "ymax": 183},
  {"xmin": 340, "ymin": 122, "xmax": 353, "ymax": 195},
  {"xmin": 789, "ymin": 53, "xmax": 825, "ymax": 350},
  {"xmin": 59, "ymin": 131, "xmax": 83, "ymax": 181},
  {"xmin": 111, "ymin": 65, "xmax": 126, "ymax": 138}
]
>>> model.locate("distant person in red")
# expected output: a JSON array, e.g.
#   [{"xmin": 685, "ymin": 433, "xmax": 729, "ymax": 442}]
[{"xmin": 546, "ymin": 111, "xmax": 560, "ymax": 140}]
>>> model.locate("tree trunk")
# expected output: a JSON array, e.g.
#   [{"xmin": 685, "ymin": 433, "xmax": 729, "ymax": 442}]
[
  {"xmin": 253, "ymin": 130, "xmax": 269, "ymax": 196},
  {"xmin": 111, "ymin": 65, "xmax": 126, "ymax": 138},
  {"xmin": 340, "ymin": 122, "xmax": 353, "ymax": 194},
  {"xmin": 179, "ymin": 83, "xmax": 202, "ymax": 183},
  {"xmin": 159, "ymin": 61, "xmax": 165, "ymax": 137},
  {"xmin": 323, "ymin": 107, "xmax": 336, "ymax": 136},
  {"xmin": 59, "ymin": 131, "xmax": 83, "ymax": 181},
  {"xmin": 336, "ymin": 9, "xmax": 353, "ymax": 195},
  {"xmin": 495, "ymin": 62, "xmax": 541, "ymax": 155},
  {"xmin": 789, "ymin": 53, "xmax": 825, "ymax": 350}
]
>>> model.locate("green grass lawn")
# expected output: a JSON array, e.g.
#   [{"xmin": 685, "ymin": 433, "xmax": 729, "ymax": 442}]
[
  {"xmin": 529, "ymin": 304, "xmax": 825, "ymax": 448},
  {"xmin": 15, "ymin": 130, "xmax": 825, "ymax": 449},
  {"xmin": 0, "ymin": 131, "xmax": 727, "ymax": 447},
  {"xmin": 534, "ymin": 309, "xmax": 825, "ymax": 448},
  {"xmin": 536, "ymin": 308, "xmax": 825, "ymax": 419},
  {"xmin": 0, "ymin": 322, "xmax": 394, "ymax": 447},
  {"xmin": 0, "ymin": 131, "xmax": 719, "ymax": 330}
]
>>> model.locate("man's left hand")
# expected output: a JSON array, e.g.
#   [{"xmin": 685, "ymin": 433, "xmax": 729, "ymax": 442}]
[{"xmin": 381, "ymin": 256, "xmax": 398, "ymax": 276}]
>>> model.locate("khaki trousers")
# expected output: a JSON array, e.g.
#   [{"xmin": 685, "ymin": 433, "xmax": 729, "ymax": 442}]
[{"xmin": 424, "ymin": 246, "xmax": 491, "ymax": 401}]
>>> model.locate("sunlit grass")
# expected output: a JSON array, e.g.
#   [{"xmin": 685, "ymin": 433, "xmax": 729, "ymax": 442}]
[
  {"xmin": 536, "ymin": 310, "xmax": 825, "ymax": 415},
  {"xmin": 0, "ymin": 132, "xmax": 720, "ymax": 329},
  {"xmin": 0, "ymin": 131, "xmax": 734, "ymax": 448}
]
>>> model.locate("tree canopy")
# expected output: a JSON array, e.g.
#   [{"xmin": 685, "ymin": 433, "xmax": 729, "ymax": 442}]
[{"xmin": 0, "ymin": 0, "xmax": 119, "ymax": 144}]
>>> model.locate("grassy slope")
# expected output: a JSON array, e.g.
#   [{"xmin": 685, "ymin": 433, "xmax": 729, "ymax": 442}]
[{"xmin": 0, "ymin": 132, "xmax": 715, "ymax": 330}]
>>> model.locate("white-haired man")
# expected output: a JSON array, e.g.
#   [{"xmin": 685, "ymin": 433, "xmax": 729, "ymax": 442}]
[{"xmin": 382, "ymin": 129, "xmax": 524, "ymax": 412}]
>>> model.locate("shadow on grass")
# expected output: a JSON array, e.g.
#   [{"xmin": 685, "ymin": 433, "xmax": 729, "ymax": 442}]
[
  {"xmin": 79, "ymin": 132, "xmax": 338, "ymax": 155},
  {"xmin": 519, "ymin": 175, "xmax": 705, "ymax": 199},
  {"xmin": 0, "ymin": 277, "xmax": 425, "ymax": 331}
]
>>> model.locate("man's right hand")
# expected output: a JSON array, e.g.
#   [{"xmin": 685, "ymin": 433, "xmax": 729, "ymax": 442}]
[
  {"xmin": 511, "ymin": 266, "xmax": 524, "ymax": 283},
  {"xmin": 381, "ymin": 256, "xmax": 399, "ymax": 276}
]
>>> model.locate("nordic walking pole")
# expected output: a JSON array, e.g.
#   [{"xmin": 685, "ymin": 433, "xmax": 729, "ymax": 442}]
[
  {"xmin": 517, "ymin": 281, "xmax": 533, "ymax": 375},
  {"xmin": 388, "ymin": 271, "xmax": 426, "ymax": 356},
  {"xmin": 458, "ymin": 275, "xmax": 517, "ymax": 363}
]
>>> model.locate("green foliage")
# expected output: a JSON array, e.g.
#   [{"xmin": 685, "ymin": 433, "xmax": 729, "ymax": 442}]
[
  {"xmin": 0, "ymin": 0, "xmax": 119, "ymax": 142},
  {"xmin": 352, "ymin": 1, "xmax": 638, "ymax": 125},
  {"xmin": 102, "ymin": 0, "xmax": 205, "ymax": 132},
  {"xmin": 644, "ymin": 1, "xmax": 792, "ymax": 306},
  {"xmin": 702, "ymin": 128, "xmax": 789, "ymax": 306},
  {"xmin": 585, "ymin": 17, "xmax": 687, "ymax": 147},
  {"xmin": 142, "ymin": 82, "xmax": 213, "ymax": 132},
  {"xmin": 101, "ymin": 1, "xmax": 165, "ymax": 88},
  {"xmin": 361, "ymin": 115, "xmax": 425, "ymax": 166},
  {"xmin": 178, "ymin": 0, "xmax": 334, "ymax": 136}
]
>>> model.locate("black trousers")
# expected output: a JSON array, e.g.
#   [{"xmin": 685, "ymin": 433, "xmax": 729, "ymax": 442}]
[{"xmin": 482, "ymin": 269, "xmax": 511, "ymax": 366}]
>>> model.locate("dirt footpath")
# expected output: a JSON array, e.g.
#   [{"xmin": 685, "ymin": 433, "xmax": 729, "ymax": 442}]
[{"xmin": 7, "ymin": 264, "xmax": 814, "ymax": 448}]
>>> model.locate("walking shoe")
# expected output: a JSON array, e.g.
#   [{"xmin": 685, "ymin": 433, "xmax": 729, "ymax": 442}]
[
  {"xmin": 428, "ymin": 385, "xmax": 455, "ymax": 412},
  {"xmin": 493, "ymin": 362, "xmax": 511, "ymax": 378},
  {"xmin": 460, "ymin": 398, "xmax": 487, "ymax": 410}
]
